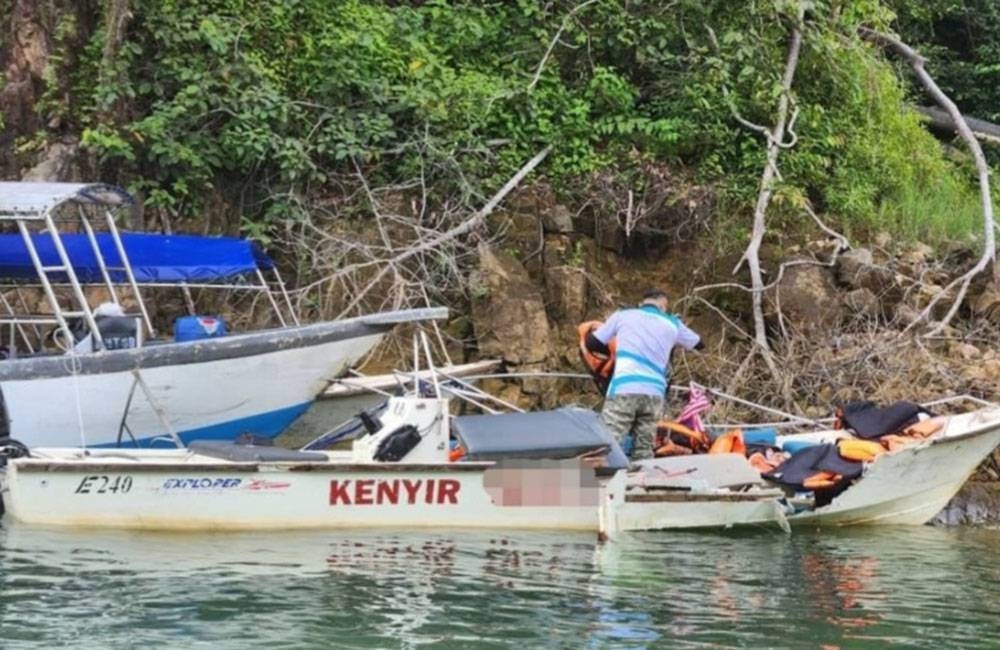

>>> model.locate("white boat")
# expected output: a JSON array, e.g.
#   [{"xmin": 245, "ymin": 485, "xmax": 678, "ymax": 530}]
[
  {"xmin": 3, "ymin": 388, "xmax": 998, "ymax": 535},
  {"xmin": 0, "ymin": 182, "xmax": 447, "ymax": 447},
  {"xmin": 608, "ymin": 407, "xmax": 1000, "ymax": 533}
]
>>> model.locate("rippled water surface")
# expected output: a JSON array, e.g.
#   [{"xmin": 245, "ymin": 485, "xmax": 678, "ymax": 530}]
[{"xmin": 0, "ymin": 523, "xmax": 997, "ymax": 648}]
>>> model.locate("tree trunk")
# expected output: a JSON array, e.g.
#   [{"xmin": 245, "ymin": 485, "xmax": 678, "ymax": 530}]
[{"xmin": 915, "ymin": 105, "xmax": 1000, "ymax": 145}]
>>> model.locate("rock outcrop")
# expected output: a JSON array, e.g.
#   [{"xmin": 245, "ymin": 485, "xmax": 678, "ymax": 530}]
[
  {"xmin": 766, "ymin": 265, "xmax": 841, "ymax": 333},
  {"xmin": 932, "ymin": 481, "xmax": 1000, "ymax": 526},
  {"xmin": 21, "ymin": 139, "xmax": 81, "ymax": 181},
  {"xmin": 470, "ymin": 243, "xmax": 556, "ymax": 405}
]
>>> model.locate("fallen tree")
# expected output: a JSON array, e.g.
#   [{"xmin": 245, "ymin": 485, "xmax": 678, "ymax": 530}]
[
  {"xmin": 915, "ymin": 106, "xmax": 1000, "ymax": 145},
  {"xmin": 860, "ymin": 27, "xmax": 999, "ymax": 335}
]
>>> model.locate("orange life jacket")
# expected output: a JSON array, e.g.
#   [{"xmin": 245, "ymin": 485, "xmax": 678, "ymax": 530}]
[
  {"xmin": 879, "ymin": 417, "xmax": 945, "ymax": 452},
  {"xmin": 802, "ymin": 470, "xmax": 842, "ymax": 490},
  {"xmin": 708, "ymin": 429, "xmax": 746, "ymax": 455},
  {"xmin": 654, "ymin": 420, "xmax": 710, "ymax": 456},
  {"xmin": 905, "ymin": 417, "xmax": 945, "ymax": 438},
  {"xmin": 577, "ymin": 321, "xmax": 616, "ymax": 395}
]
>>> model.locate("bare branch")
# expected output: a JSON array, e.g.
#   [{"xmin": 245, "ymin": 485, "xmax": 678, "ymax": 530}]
[
  {"xmin": 705, "ymin": 26, "xmax": 771, "ymax": 138},
  {"xmin": 336, "ymin": 146, "xmax": 553, "ymax": 317},
  {"xmin": 528, "ymin": 0, "xmax": 600, "ymax": 92},
  {"xmin": 860, "ymin": 27, "xmax": 997, "ymax": 335},
  {"xmin": 734, "ymin": 5, "xmax": 806, "ymax": 380}
]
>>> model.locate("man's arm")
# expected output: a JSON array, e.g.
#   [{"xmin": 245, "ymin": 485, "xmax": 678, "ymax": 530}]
[
  {"xmin": 676, "ymin": 320, "xmax": 704, "ymax": 351},
  {"xmin": 592, "ymin": 312, "xmax": 621, "ymax": 345}
]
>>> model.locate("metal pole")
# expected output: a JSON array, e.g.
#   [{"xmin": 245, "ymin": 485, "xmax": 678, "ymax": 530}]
[
  {"xmin": 256, "ymin": 268, "xmax": 288, "ymax": 327},
  {"xmin": 0, "ymin": 290, "xmax": 34, "ymax": 354},
  {"xmin": 131, "ymin": 369, "xmax": 184, "ymax": 448},
  {"xmin": 329, "ymin": 376, "xmax": 395, "ymax": 398},
  {"xmin": 13, "ymin": 287, "xmax": 41, "ymax": 350},
  {"xmin": 692, "ymin": 383, "xmax": 820, "ymax": 426},
  {"xmin": 436, "ymin": 370, "xmax": 525, "ymax": 413},
  {"xmin": 412, "ymin": 333, "xmax": 420, "ymax": 395},
  {"xmin": 271, "ymin": 267, "xmax": 300, "ymax": 326},
  {"xmin": 419, "ymin": 330, "xmax": 440, "ymax": 397},
  {"xmin": 104, "ymin": 209, "xmax": 154, "ymax": 337},
  {"xmin": 922, "ymin": 394, "xmax": 999, "ymax": 409},
  {"xmin": 41, "ymin": 213, "xmax": 105, "ymax": 350},
  {"xmin": 17, "ymin": 220, "xmax": 81, "ymax": 349},
  {"xmin": 460, "ymin": 372, "xmax": 592, "ymax": 382},
  {"xmin": 438, "ymin": 385, "xmax": 499, "ymax": 414},
  {"xmin": 78, "ymin": 205, "xmax": 121, "ymax": 306},
  {"xmin": 178, "ymin": 282, "xmax": 197, "ymax": 316}
]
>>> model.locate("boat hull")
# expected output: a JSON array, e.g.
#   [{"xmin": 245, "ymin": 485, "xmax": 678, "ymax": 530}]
[
  {"xmin": 3, "ymin": 406, "xmax": 997, "ymax": 534},
  {"xmin": 601, "ymin": 409, "xmax": 1000, "ymax": 534},
  {"xmin": 0, "ymin": 455, "xmax": 598, "ymax": 531},
  {"xmin": 785, "ymin": 416, "xmax": 1000, "ymax": 527},
  {"xmin": 0, "ymin": 310, "xmax": 445, "ymax": 448}
]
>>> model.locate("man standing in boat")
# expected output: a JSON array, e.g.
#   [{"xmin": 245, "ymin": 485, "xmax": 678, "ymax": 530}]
[{"xmin": 588, "ymin": 289, "xmax": 703, "ymax": 460}]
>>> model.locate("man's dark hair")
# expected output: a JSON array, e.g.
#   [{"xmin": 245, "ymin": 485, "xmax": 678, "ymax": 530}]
[{"xmin": 642, "ymin": 289, "xmax": 669, "ymax": 301}]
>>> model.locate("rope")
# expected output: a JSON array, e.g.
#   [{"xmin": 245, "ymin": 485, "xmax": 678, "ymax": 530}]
[{"xmin": 62, "ymin": 351, "xmax": 88, "ymax": 448}]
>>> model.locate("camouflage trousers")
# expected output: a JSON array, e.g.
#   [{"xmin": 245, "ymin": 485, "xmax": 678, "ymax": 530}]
[{"xmin": 601, "ymin": 394, "xmax": 664, "ymax": 460}]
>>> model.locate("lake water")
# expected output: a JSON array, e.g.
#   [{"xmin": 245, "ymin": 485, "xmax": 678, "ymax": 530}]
[{"xmin": 1, "ymin": 523, "xmax": 997, "ymax": 649}]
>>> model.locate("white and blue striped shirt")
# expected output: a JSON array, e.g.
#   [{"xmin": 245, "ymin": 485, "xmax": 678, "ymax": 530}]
[{"xmin": 593, "ymin": 305, "xmax": 701, "ymax": 397}]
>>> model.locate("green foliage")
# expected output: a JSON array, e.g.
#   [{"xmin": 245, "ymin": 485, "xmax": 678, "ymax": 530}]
[
  {"xmin": 891, "ymin": 0, "xmax": 1000, "ymax": 123},
  {"xmin": 33, "ymin": 0, "xmax": 991, "ymax": 246}
]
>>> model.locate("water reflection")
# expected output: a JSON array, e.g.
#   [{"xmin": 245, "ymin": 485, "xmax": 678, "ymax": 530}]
[{"xmin": 0, "ymin": 523, "xmax": 998, "ymax": 648}]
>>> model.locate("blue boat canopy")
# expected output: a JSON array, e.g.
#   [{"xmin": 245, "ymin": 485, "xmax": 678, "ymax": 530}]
[{"xmin": 0, "ymin": 232, "xmax": 275, "ymax": 283}]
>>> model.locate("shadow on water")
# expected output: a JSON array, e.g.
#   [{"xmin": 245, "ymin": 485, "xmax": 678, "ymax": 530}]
[{"xmin": 0, "ymin": 522, "xmax": 998, "ymax": 649}]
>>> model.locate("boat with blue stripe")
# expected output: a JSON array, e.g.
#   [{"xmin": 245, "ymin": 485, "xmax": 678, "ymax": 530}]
[{"xmin": 0, "ymin": 182, "xmax": 447, "ymax": 448}]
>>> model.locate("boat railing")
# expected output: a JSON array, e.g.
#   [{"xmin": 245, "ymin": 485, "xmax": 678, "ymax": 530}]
[{"xmin": 0, "ymin": 182, "xmax": 299, "ymax": 357}]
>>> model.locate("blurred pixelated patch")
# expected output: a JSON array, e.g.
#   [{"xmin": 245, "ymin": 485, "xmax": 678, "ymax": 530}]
[{"xmin": 483, "ymin": 459, "xmax": 600, "ymax": 507}]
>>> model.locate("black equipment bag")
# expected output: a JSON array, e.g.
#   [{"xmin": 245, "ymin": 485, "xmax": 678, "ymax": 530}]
[
  {"xmin": 374, "ymin": 425, "xmax": 422, "ymax": 462},
  {"xmin": 839, "ymin": 401, "xmax": 929, "ymax": 439},
  {"xmin": 762, "ymin": 443, "xmax": 863, "ymax": 490}
]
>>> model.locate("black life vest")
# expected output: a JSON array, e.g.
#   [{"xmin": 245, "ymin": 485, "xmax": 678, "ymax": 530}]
[{"xmin": 95, "ymin": 315, "xmax": 139, "ymax": 350}]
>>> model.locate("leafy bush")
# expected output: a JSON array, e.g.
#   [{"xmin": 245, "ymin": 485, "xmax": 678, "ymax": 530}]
[{"xmin": 32, "ymin": 0, "xmax": 990, "ymax": 247}]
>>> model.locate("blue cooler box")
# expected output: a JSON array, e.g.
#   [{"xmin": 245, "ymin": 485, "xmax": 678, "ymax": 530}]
[{"xmin": 174, "ymin": 316, "xmax": 227, "ymax": 342}]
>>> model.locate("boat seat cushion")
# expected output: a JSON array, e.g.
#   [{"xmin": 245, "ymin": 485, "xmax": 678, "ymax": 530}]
[
  {"xmin": 452, "ymin": 407, "xmax": 629, "ymax": 469},
  {"xmin": 188, "ymin": 440, "xmax": 328, "ymax": 463}
]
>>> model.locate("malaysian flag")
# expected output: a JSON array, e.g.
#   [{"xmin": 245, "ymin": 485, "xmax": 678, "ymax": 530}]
[{"xmin": 677, "ymin": 384, "xmax": 712, "ymax": 432}]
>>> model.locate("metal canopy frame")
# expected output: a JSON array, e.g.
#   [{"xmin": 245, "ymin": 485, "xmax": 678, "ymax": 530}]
[{"xmin": 0, "ymin": 182, "xmax": 299, "ymax": 356}]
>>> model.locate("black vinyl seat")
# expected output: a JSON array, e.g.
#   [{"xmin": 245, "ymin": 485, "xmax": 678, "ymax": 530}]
[{"xmin": 452, "ymin": 407, "xmax": 629, "ymax": 470}]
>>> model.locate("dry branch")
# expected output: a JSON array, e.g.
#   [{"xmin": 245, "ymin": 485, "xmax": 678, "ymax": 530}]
[
  {"xmin": 733, "ymin": 6, "xmax": 806, "ymax": 381},
  {"xmin": 333, "ymin": 146, "xmax": 552, "ymax": 317},
  {"xmin": 859, "ymin": 27, "xmax": 998, "ymax": 335},
  {"xmin": 528, "ymin": 0, "xmax": 600, "ymax": 92}
]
